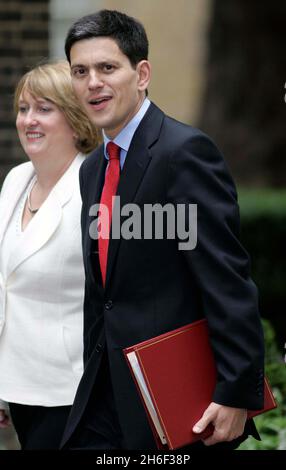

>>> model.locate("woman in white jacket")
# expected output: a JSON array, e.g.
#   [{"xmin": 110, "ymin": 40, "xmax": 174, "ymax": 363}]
[{"xmin": 0, "ymin": 61, "xmax": 98, "ymax": 448}]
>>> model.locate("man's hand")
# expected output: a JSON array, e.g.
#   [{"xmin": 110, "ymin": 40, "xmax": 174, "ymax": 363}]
[
  {"xmin": 192, "ymin": 402, "xmax": 247, "ymax": 446},
  {"xmin": 0, "ymin": 409, "xmax": 10, "ymax": 429}
]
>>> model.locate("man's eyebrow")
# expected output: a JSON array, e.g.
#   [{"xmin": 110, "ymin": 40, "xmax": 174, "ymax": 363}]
[
  {"xmin": 71, "ymin": 64, "xmax": 87, "ymax": 70},
  {"xmin": 96, "ymin": 60, "xmax": 120, "ymax": 66},
  {"xmin": 71, "ymin": 61, "xmax": 121, "ymax": 70}
]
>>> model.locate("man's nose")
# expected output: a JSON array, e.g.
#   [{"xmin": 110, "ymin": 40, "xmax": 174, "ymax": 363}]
[{"xmin": 88, "ymin": 71, "xmax": 104, "ymax": 90}]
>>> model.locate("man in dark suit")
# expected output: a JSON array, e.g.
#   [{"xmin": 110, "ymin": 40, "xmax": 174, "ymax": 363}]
[{"xmin": 61, "ymin": 9, "xmax": 264, "ymax": 450}]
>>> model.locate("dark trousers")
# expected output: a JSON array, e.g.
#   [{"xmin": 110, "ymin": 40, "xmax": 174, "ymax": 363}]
[
  {"xmin": 67, "ymin": 352, "xmax": 123, "ymax": 450},
  {"xmin": 9, "ymin": 402, "xmax": 71, "ymax": 450}
]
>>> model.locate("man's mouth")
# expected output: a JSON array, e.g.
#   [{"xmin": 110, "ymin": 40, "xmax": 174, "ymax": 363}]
[{"xmin": 89, "ymin": 96, "xmax": 112, "ymax": 109}]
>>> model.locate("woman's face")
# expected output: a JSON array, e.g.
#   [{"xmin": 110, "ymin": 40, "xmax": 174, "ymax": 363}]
[{"xmin": 16, "ymin": 90, "xmax": 75, "ymax": 159}]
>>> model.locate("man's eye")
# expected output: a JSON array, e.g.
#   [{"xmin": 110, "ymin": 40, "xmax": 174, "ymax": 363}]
[
  {"xmin": 103, "ymin": 64, "xmax": 114, "ymax": 72},
  {"xmin": 72, "ymin": 68, "xmax": 87, "ymax": 77}
]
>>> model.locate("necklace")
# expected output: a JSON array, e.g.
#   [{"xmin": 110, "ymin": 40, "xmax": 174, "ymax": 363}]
[{"xmin": 27, "ymin": 180, "xmax": 39, "ymax": 214}]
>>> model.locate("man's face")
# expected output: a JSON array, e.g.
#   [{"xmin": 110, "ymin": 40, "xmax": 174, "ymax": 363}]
[{"xmin": 70, "ymin": 37, "xmax": 150, "ymax": 139}]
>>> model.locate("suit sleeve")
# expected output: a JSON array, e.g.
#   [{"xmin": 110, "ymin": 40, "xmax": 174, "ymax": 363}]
[{"xmin": 167, "ymin": 131, "xmax": 264, "ymax": 410}]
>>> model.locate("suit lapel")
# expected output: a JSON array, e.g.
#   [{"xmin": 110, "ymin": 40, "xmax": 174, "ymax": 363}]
[
  {"xmin": 6, "ymin": 154, "xmax": 84, "ymax": 278},
  {"xmin": 105, "ymin": 103, "xmax": 165, "ymax": 288},
  {"xmin": 84, "ymin": 145, "xmax": 106, "ymax": 258},
  {"xmin": 82, "ymin": 146, "xmax": 107, "ymax": 290}
]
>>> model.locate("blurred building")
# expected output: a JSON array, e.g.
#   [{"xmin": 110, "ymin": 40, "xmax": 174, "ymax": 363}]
[
  {"xmin": 1, "ymin": 0, "xmax": 286, "ymax": 186},
  {"xmin": 199, "ymin": 0, "xmax": 286, "ymax": 187},
  {"xmin": 0, "ymin": 0, "xmax": 211, "ymax": 185}
]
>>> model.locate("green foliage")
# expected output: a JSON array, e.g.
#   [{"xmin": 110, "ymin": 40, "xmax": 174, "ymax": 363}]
[
  {"xmin": 238, "ymin": 189, "xmax": 286, "ymax": 217},
  {"xmin": 237, "ymin": 188, "xmax": 286, "ymax": 445},
  {"xmin": 239, "ymin": 319, "xmax": 286, "ymax": 450},
  {"xmin": 238, "ymin": 189, "xmax": 286, "ymax": 307}
]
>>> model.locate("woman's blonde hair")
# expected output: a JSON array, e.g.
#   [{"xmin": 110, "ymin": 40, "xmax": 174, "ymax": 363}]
[{"xmin": 14, "ymin": 60, "xmax": 100, "ymax": 154}]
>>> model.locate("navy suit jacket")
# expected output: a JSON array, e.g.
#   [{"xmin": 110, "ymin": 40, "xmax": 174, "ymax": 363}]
[{"xmin": 61, "ymin": 102, "xmax": 264, "ymax": 450}]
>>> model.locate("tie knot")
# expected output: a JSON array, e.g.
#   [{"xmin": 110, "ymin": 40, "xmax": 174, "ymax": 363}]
[{"xmin": 107, "ymin": 142, "xmax": 120, "ymax": 161}]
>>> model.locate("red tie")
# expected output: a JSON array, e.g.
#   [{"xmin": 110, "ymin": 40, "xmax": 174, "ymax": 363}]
[{"xmin": 98, "ymin": 142, "xmax": 121, "ymax": 285}]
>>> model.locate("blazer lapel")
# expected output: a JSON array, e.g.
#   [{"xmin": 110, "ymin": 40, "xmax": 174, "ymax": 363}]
[
  {"xmin": 0, "ymin": 163, "xmax": 34, "ymax": 246},
  {"xmin": 105, "ymin": 103, "xmax": 165, "ymax": 288},
  {"xmin": 6, "ymin": 154, "xmax": 84, "ymax": 278},
  {"xmin": 7, "ymin": 191, "xmax": 62, "ymax": 277}
]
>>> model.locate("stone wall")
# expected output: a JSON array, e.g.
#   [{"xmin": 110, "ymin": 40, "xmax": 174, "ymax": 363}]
[{"xmin": 0, "ymin": 0, "xmax": 49, "ymax": 185}]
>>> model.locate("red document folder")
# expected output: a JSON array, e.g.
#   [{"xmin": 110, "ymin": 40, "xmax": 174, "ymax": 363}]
[{"xmin": 123, "ymin": 318, "xmax": 276, "ymax": 450}]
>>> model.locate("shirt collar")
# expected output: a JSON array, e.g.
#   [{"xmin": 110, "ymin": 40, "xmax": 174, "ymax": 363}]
[{"xmin": 103, "ymin": 97, "xmax": 150, "ymax": 159}]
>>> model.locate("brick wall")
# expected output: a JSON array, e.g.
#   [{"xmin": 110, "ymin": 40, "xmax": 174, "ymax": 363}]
[{"xmin": 0, "ymin": 0, "xmax": 49, "ymax": 185}]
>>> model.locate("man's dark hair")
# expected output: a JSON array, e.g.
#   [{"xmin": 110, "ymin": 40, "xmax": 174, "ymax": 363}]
[{"xmin": 65, "ymin": 9, "xmax": 149, "ymax": 68}]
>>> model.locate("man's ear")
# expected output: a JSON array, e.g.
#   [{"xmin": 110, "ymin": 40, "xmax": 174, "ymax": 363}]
[{"xmin": 137, "ymin": 60, "xmax": 151, "ymax": 92}]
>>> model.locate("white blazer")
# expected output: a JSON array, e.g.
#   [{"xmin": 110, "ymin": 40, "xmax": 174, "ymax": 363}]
[{"xmin": 0, "ymin": 154, "xmax": 85, "ymax": 407}]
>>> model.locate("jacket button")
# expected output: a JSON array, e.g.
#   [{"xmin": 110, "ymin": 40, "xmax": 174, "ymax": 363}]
[
  {"xmin": 95, "ymin": 343, "xmax": 103, "ymax": 353},
  {"xmin": 105, "ymin": 300, "xmax": 113, "ymax": 310}
]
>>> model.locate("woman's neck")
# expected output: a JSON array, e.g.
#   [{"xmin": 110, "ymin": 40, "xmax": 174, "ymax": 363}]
[{"xmin": 31, "ymin": 150, "xmax": 78, "ymax": 191}]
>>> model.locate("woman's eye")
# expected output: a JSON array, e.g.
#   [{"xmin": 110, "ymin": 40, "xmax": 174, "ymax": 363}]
[{"xmin": 18, "ymin": 106, "xmax": 28, "ymax": 113}]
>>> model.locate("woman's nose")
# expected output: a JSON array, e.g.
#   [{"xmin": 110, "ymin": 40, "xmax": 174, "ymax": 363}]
[{"xmin": 24, "ymin": 109, "xmax": 38, "ymax": 127}]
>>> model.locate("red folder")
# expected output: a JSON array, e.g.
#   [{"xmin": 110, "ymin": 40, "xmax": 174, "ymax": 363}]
[{"xmin": 123, "ymin": 318, "xmax": 276, "ymax": 450}]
